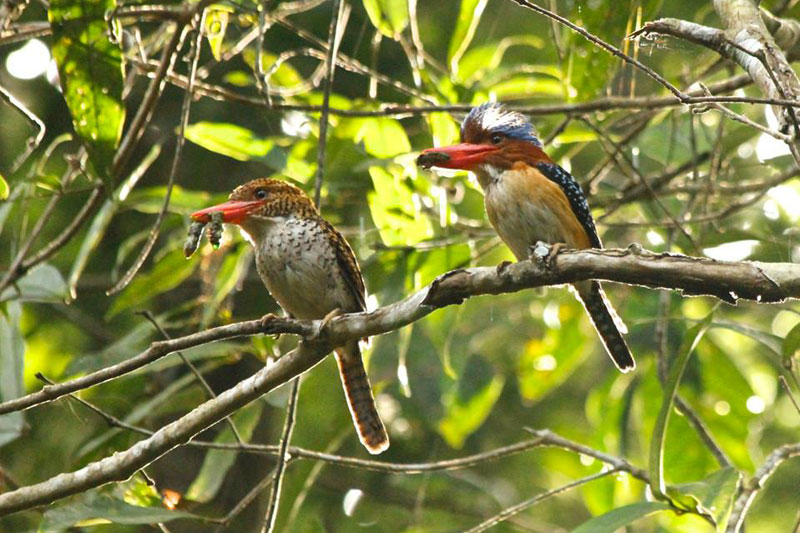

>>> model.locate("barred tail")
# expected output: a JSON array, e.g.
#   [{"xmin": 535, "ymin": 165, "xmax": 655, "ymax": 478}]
[
  {"xmin": 575, "ymin": 281, "xmax": 635, "ymax": 372},
  {"xmin": 335, "ymin": 343, "xmax": 389, "ymax": 454}
]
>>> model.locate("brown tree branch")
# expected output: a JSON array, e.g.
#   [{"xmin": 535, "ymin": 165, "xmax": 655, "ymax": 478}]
[{"xmin": 2, "ymin": 246, "xmax": 799, "ymax": 417}]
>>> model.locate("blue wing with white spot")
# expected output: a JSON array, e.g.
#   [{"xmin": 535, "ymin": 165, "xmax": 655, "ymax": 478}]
[{"xmin": 535, "ymin": 162, "xmax": 601, "ymax": 249}]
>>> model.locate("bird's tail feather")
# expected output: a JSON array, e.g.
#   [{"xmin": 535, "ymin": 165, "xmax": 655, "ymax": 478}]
[
  {"xmin": 335, "ymin": 343, "xmax": 389, "ymax": 454},
  {"xmin": 575, "ymin": 281, "xmax": 635, "ymax": 372}
]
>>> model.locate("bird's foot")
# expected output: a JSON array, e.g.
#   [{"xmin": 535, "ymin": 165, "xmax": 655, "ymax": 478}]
[
  {"xmin": 319, "ymin": 308, "xmax": 345, "ymax": 335},
  {"xmin": 260, "ymin": 313, "xmax": 280, "ymax": 332},
  {"xmin": 496, "ymin": 260, "xmax": 513, "ymax": 275},
  {"xmin": 529, "ymin": 241, "xmax": 565, "ymax": 269}
]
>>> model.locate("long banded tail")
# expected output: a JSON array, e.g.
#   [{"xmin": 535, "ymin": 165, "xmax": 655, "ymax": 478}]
[
  {"xmin": 335, "ymin": 343, "xmax": 389, "ymax": 454},
  {"xmin": 575, "ymin": 281, "xmax": 635, "ymax": 372}
]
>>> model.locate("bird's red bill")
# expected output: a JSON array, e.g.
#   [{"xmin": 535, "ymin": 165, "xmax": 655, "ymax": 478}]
[
  {"xmin": 191, "ymin": 200, "xmax": 263, "ymax": 225},
  {"xmin": 417, "ymin": 143, "xmax": 499, "ymax": 171}
]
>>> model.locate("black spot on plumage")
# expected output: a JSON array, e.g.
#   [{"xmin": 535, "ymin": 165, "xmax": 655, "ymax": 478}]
[{"xmin": 535, "ymin": 162, "xmax": 602, "ymax": 249}]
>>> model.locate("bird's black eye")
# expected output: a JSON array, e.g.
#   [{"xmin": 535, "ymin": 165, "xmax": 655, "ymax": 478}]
[
  {"xmin": 254, "ymin": 189, "xmax": 268, "ymax": 200},
  {"xmin": 490, "ymin": 133, "xmax": 504, "ymax": 144}
]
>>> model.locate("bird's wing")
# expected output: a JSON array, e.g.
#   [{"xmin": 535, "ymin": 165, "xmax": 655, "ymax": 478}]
[
  {"xmin": 326, "ymin": 220, "xmax": 367, "ymax": 312},
  {"xmin": 534, "ymin": 162, "xmax": 602, "ymax": 249}
]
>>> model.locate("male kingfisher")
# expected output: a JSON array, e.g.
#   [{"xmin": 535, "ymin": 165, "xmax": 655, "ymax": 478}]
[{"xmin": 417, "ymin": 103, "xmax": 635, "ymax": 372}]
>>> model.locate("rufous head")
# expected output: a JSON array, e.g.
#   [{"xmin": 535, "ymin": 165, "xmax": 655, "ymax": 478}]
[{"xmin": 417, "ymin": 103, "xmax": 548, "ymax": 177}]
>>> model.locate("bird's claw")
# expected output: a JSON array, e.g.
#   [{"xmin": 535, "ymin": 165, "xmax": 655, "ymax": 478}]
[
  {"xmin": 496, "ymin": 260, "xmax": 513, "ymax": 275},
  {"xmin": 529, "ymin": 241, "xmax": 565, "ymax": 269},
  {"xmin": 260, "ymin": 313, "xmax": 279, "ymax": 331},
  {"xmin": 320, "ymin": 308, "xmax": 344, "ymax": 334}
]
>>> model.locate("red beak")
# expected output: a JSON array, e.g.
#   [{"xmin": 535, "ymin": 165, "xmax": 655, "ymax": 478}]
[
  {"xmin": 417, "ymin": 143, "xmax": 499, "ymax": 171},
  {"xmin": 191, "ymin": 200, "xmax": 263, "ymax": 225}
]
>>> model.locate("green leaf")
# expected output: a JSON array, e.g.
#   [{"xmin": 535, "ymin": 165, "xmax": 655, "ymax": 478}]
[
  {"xmin": 427, "ymin": 112, "xmax": 460, "ymax": 147},
  {"xmin": 41, "ymin": 492, "xmax": 196, "ymax": 531},
  {"xmin": 107, "ymin": 249, "xmax": 198, "ymax": 318},
  {"xmin": 650, "ymin": 313, "xmax": 712, "ymax": 503},
  {"xmin": 203, "ymin": 5, "xmax": 233, "ymax": 61},
  {"xmin": 448, "ymin": 0, "xmax": 489, "ymax": 75},
  {"xmin": 367, "ymin": 166, "xmax": 432, "ymax": 246},
  {"xmin": 438, "ymin": 370, "xmax": 504, "ymax": 449},
  {"xmin": 783, "ymin": 321, "xmax": 800, "ymax": 358},
  {"xmin": 0, "ymin": 173, "xmax": 8, "ymax": 200},
  {"xmin": 125, "ymin": 185, "xmax": 217, "ymax": 215},
  {"xmin": 517, "ymin": 306, "xmax": 588, "ymax": 402},
  {"xmin": 0, "ymin": 263, "xmax": 67, "ymax": 303},
  {"xmin": 184, "ymin": 122, "xmax": 287, "ymax": 169},
  {"xmin": 48, "ymin": 0, "xmax": 125, "ymax": 186},
  {"xmin": 672, "ymin": 467, "xmax": 742, "ymax": 531},
  {"xmin": 0, "ymin": 302, "xmax": 24, "ymax": 447},
  {"xmin": 571, "ymin": 502, "xmax": 673, "ymax": 533},
  {"xmin": 362, "ymin": 0, "xmax": 409, "ymax": 38},
  {"xmin": 186, "ymin": 404, "xmax": 263, "ymax": 502},
  {"xmin": 357, "ymin": 118, "xmax": 411, "ymax": 159}
]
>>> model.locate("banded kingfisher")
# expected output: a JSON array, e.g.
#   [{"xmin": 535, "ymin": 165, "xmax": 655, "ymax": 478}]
[
  {"xmin": 192, "ymin": 179, "xmax": 389, "ymax": 453},
  {"xmin": 417, "ymin": 103, "xmax": 635, "ymax": 372}
]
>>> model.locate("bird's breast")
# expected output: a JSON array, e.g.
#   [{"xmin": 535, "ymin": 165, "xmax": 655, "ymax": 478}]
[
  {"xmin": 251, "ymin": 217, "xmax": 355, "ymax": 319},
  {"xmin": 484, "ymin": 167, "xmax": 590, "ymax": 259}
]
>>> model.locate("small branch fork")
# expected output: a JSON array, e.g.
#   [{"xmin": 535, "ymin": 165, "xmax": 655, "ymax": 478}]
[{"xmin": 0, "ymin": 246, "xmax": 799, "ymax": 516}]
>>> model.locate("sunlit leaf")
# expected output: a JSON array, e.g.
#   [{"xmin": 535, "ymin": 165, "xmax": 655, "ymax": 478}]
[
  {"xmin": 448, "ymin": 0, "xmax": 489, "ymax": 75},
  {"xmin": 571, "ymin": 502, "xmax": 673, "ymax": 533},
  {"xmin": 48, "ymin": 0, "xmax": 125, "ymax": 187},
  {"xmin": 0, "ymin": 173, "xmax": 8, "ymax": 200},
  {"xmin": 108, "ymin": 249, "xmax": 199, "ymax": 318},
  {"xmin": 363, "ymin": 0, "xmax": 409, "ymax": 38},
  {"xmin": 203, "ymin": 5, "xmax": 233, "ymax": 61},
  {"xmin": 517, "ymin": 306, "xmax": 587, "ymax": 402},
  {"xmin": 458, "ymin": 35, "xmax": 546, "ymax": 82},
  {"xmin": 368, "ymin": 166, "xmax": 432, "ymax": 246},
  {"xmin": 184, "ymin": 122, "xmax": 287, "ymax": 169},
  {"xmin": 438, "ymin": 365, "xmax": 504, "ymax": 449},
  {"xmin": 672, "ymin": 467, "xmax": 741, "ymax": 531},
  {"xmin": 357, "ymin": 118, "xmax": 411, "ymax": 158},
  {"xmin": 427, "ymin": 112, "xmax": 460, "ymax": 147},
  {"xmin": 186, "ymin": 404, "xmax": 262, "ymax": 502},
  {"xmin": 242, "ymin": 49, "xmax": 305, "ymax": 89},
  {"xmin": 41, "ymin": 492, "xmax": 196, "ymax": 531},
  {"xmin": 490, "ymin": 76, "xmax": 563, "ymax": 99},
  {"xmin": 125, "ymin": 186, "xmax": 217, "ymax": 215},
  {"xmin": 0, "ymin": 302, "xmax": 24, "ymax": 447}
]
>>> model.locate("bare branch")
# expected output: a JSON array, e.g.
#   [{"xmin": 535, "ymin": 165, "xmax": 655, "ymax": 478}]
[
  {"xmin": 727, "ymin": 442, "xmax": 800, "ymax": 532},
  {"xmin": 3, "ymin": 246, "xmax": 800, "ymax": 416}
]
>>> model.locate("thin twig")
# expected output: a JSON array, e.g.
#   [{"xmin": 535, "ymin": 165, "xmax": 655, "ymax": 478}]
[
  {"xmin": 0, "ymin": 84, "xmax": 46, "ymax": 173},
  {"xmin": 313, "ymin": 0, "xmax": 344, "ymax": 207},
  {"xmin": 261, "ymin": 378, "xmax": 300, "ymax": 533},
  {"xmin": 507, "ymin": 0, "xmax": 687, "ymax": 100},
  {"xmin": 139, "ymin": 311, "xmax": 244, "ymax": 444},
  {"xmin": 108, "ymin": 17, "xmax": 202, "ymax": 295},
  {"xmin": 462, "ymin": 469, "xmax": 619, "ymax": 533}
]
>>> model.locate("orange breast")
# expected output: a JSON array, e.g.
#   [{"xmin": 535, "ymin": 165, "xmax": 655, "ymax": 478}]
[{"xmin": 484, "ymin": 164, "xmax": 591, "ymax": 259}]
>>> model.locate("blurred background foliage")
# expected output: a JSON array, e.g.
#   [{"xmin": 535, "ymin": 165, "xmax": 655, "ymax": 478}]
[{"xmin": 0, "ymin": 0, "xmax": 799, "ymax": 531}]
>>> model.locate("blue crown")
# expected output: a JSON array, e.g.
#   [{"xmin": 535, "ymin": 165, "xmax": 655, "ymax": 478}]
[{"xmin": 463, "ymin": 103, "xmax": 541, "ymax": 147}]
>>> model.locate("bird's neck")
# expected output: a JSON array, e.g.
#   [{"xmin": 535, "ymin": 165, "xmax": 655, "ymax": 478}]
[
  {"xmin": 473, "ymin": 164, "xmax": 506, "ymax": 191},
  {"xmin": 238, "ymin": 215, "xmax": 285, "ymax": 249}
]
